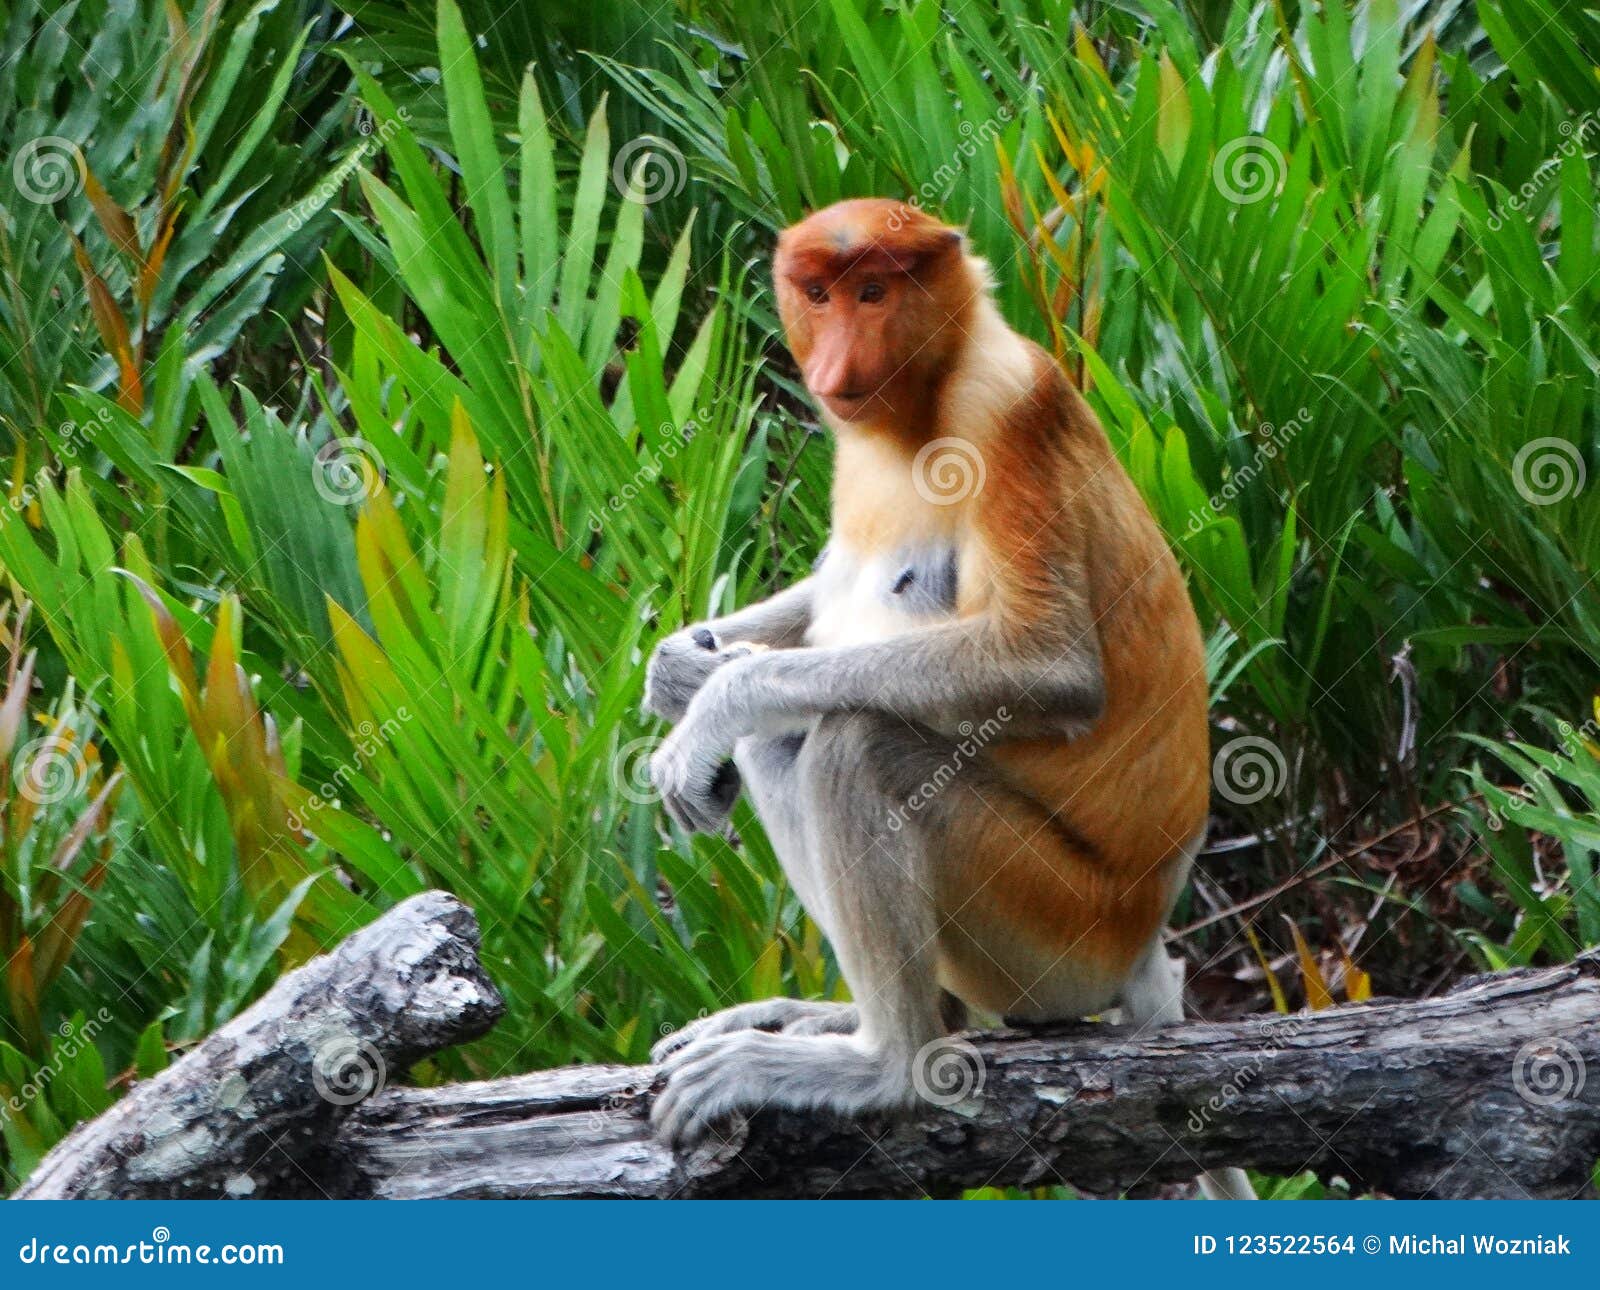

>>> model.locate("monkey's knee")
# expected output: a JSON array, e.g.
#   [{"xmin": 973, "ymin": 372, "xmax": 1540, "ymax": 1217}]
[
  {"xmin": 733, "ymin": 733, "xmax": 812, "ymax": 864},
  {"xmin": 798, "ymin": 711, "xmax": 887, "ymax": 768},
  {"xmin": 794, "ymin": 712, "xmax": 903, "ymax": 811},
  {"xmin": 733, "ymin": 731, "xmax": 806, "ymax": 791}
]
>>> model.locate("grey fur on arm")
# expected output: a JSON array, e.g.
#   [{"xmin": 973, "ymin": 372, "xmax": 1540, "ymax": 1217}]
[
  {"xmin": 710, "ymin": 616, "xmax": 1103, "ymax": 737},
  {"xmin": 698, "ymin": 578, "xmax": 816, "ymax": 650},
  {"xmin": 650, "ymin": 614, "xmax": 1103, "ymax": 833}
]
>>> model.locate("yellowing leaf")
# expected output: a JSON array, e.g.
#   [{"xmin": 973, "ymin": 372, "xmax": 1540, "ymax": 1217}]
[
  {"xmin": 1286, "ymin": 919, "xmax": 1334, "ymax": 1010},
  {"xmin": 83, "ymin": 168, "xmax": 142, "ymax": 265},
  {"xmin": 138, "ymin": 203, "xmax": 183, "ymax": 314},
  {"xmin": 1243, "ymin": 923, "xmax": 1289, "ymax": 1014},
  {"xmin": 1155, "ymin": 50, "xmax": 1192, "ymax": 169},
  {"xmin": 1341, "ymin": 949, "xmax": 1372, "ymax": 1003},
  {"xmin": 68, "ymin": 233, "xmax": 141, "ymax": 412}
]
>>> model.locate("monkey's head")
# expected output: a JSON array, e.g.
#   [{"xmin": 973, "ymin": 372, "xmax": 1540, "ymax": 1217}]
[{"xmin": 774, "ymin": 199, "xmax": 976, "ymax": 426}]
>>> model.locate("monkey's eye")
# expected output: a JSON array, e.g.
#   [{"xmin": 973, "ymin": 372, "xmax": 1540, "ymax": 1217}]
[
  {"xmin": 858, "ymin": 282, "xmax": 886, "ymax": 304},
  {"xmin": 805, "ymin": 284, "xmax": 828, "ymax": 304}
]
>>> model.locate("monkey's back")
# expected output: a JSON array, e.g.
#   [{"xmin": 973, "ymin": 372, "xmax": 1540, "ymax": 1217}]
[{"xmin": 982, "ymin": 364, "xmax": 1210, "ymax": 979}]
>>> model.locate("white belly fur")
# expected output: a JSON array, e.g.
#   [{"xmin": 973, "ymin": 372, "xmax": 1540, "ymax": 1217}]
[{"xmin": 804, "ymin": 544, "xmax": 958, "ymax": 649}]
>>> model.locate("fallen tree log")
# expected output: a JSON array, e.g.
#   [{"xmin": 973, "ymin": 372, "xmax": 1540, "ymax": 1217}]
[
  {"xmin": 16, "ymin": 891, "xmax": 504, "ymax": 1199},
  {"xmin": 17, "ymin": 892, "xmax": 1600, "ymax": 1199}
]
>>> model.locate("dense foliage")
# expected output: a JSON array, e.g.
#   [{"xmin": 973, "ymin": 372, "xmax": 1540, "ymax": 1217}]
[{"xmin": 0, "ymin": 0, "xmax": 1595, "ymax": 1196}]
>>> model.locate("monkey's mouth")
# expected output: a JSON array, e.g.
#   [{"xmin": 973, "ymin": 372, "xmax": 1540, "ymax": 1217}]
[{"xmin": 818, "ymin": 391, "xmax": 875, "ymax": 420}]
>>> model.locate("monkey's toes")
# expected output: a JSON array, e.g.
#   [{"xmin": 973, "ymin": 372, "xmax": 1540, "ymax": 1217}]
[
  {"xmin": 651, "ymin": 1026, "xmax": 698, "ymax": 1065},
  {"xmin": 651, "ymin": 1032, "xmax": 771, "ymax": 1149}
]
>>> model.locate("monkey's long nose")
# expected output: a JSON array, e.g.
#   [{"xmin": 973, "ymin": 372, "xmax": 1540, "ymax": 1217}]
[{"xmin": 805, "ymin": 341, "xmax": 860, "ymax": 400}]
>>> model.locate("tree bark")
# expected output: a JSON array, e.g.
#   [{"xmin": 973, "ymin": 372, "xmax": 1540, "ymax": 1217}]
[
  {"xmin": 16, "ymin": 891, "xmax": 1600, "ymax": 1199},
  {"xmin": 15, "ymin": 891, "xmax": 504, "ymax": 1199},
  {"xmin": 345, "ymin": 955, "xmax": 1600, "ymax": 1199}
]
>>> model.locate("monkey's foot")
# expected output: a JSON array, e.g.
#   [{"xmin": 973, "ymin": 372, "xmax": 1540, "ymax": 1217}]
[
  {"xmin": 651, "ymin": 1029, "xmax": 906, "ymax": 1149},
  {"xmin": 651, "ymin": 999, "xmax": 857, "ymax": 1064}
]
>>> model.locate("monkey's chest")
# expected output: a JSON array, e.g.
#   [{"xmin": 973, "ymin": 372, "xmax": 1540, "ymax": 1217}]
[{"xmin": 805, "ymin": 543, "xmax": 962, "ymax": 648}]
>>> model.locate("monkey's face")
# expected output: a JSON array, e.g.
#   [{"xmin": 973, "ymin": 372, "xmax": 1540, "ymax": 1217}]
[
  {"xmin": 776, "ymin": 266, "xmax": 914, "ymax": 422},
  {"xmin": 774, "ymin": 201, "xmax": 970, "ymax": 426}
]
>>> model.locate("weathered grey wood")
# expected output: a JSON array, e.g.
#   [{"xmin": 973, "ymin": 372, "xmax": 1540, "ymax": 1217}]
[
  {"xmin": 342, "ymin": 952, "xmax": 1600, "ymax": 1200},
  {"xmin": 15, "ymin": 891, "xmax": 503, "ymax": 1199},
  {"xmin": 18, "ymin": 886, "xmax": 1599, "ymax": 1199}
]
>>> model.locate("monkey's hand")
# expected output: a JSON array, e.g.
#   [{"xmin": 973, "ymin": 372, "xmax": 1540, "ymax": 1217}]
[
  {"xmin": 642, "ymin": 627, "xmax": 759, "ymax": 724},
  {"xmin": 649, "ymin": 718, "xmax": 743, "ymax": 835},
  {"xmin": 650, "ymin": 653, "xmax": 773, "ymax": 832}
]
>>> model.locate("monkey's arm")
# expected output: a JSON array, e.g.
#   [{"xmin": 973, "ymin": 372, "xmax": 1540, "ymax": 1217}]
[
  {"xmin": 642, "ymin": 579, "xmax": 816, "ymax": 723},
  {"xmin": 651, "ymin": 615, "xmax": 1102, "ymax": 832},
  {"xmin": 722, "ymin": 615, "xmax": 1102, "ymax": 735},
  {"xmin": 697, "ymin": 578, "xmax": 816, "ymax": 650}
]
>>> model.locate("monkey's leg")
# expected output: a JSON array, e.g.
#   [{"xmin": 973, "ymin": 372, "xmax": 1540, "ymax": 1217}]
[
  {"xmin": 650, "ymin": 732, "xmax": 855, "ymax": 1066},
  {"xmin": 1118, "ymin": 935, "xmax": 1257, "ymax": 1201},
  {"xmin": 653, "ymin": 715, "xmax": 954, "ymax": 1148}
]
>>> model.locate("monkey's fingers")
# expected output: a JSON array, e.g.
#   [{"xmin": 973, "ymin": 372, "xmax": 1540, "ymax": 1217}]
[
  {"xmin": 709, "ymin": 758, "xmax": 741, "ymax": 807},
  {"xmin": 661, "ymin": 786, "xmax": 721, "ymax": 836},
  {"xmin": 652, "ymin": 1001, "xmax": 769, "ymax": 1065},
  {"xmin": 659, "ymin": 790, "xmax": 703, "ymax": 835}
]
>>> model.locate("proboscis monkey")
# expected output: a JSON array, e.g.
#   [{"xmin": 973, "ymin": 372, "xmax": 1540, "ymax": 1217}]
[{"xmin": 644, "ymin": 198, "xmax": 1252, "ymax": 1199}]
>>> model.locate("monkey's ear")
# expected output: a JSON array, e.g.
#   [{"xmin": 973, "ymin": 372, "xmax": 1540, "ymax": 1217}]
[{"xmin": 933, "ymin": 226, "xmax": 967, "ymax": 260}]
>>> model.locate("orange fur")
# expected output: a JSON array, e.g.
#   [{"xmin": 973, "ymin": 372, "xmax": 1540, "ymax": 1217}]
[
  {"xmin": 779, "ymin": 200, "xmax": 1208, "ymax": 1015},
  {"xmin": 977, "ymin": 359, "xmax": 1209, "ymax": 994}
]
